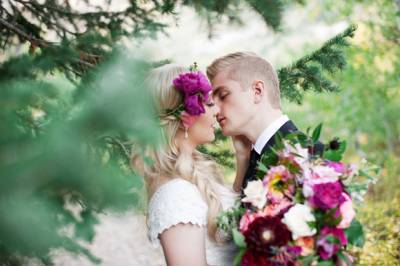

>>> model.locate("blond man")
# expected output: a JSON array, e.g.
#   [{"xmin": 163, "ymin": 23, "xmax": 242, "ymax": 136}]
[{"xmin": 207, "ymin": 51, "xmax": 323, "ymax": 192}]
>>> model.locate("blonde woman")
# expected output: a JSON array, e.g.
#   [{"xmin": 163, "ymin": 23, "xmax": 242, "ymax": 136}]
[{"xmin": 134, "ymin": 64, "xmax": 250, "ymax": 266}]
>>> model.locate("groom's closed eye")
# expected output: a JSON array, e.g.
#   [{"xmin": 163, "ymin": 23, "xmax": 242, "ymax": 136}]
[
  {"xmin": 212, "ymin": 86, "xmax": 229, "ymax": 101},
  {"xmin": 218, "ymin": 92, "xmax": 229, "ymax": 101}
]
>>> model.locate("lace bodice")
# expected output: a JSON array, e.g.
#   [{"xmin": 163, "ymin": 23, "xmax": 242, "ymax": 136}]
[{"xmin": 147, "ymin": 178, "xmax": 238, "ymax": 266}]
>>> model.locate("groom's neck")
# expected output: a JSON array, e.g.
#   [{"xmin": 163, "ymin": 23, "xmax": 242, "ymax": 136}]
[{"xmin": 245, "ymin": 108, "xmax": 283, "ymax": 144}]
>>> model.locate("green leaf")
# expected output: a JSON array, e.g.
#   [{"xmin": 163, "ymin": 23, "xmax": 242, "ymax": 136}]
[
  {"xmin": 326, "ymin": 235, "xmax": 341, "ymax": 245},
  {"xmin": 307, "ymin": 220, "xmax": 317, "ymax": 229},
  {"xmin": 256, "ymin": 161, "xmax": 269, "ymax": 174},
  {"xmin": 299, "ymin": 255, "xmax": 317, "ymax": 266},
  {"xmin": 233, "ymin": 248, "xmax": 246, "ymax": 266},
  {"xmin": 345, "ymin": 219, "xmax": 365, "ymax": 247},
  {"xmin": 312, "ymin": 123, "xmax": 323, "ymax": 143},
  {"xmin": 317, "ymin": 260, "xmax": 335, "ymax": 266},
  {"xmin": 337, "ymin": 252, "xmax": 352, "ymax": 266},
  {"xmin": 232, "ymin": 228, "xmax": 247, "ymax": 248}
]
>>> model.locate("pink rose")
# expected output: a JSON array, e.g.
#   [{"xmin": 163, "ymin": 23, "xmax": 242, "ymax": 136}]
[
  {"xmin": 337, "ymin": 193, "xmax": 355, "ymax": 229},
  {"xmin": 239, "ymin": 211, "xmax": 260, "ymax": 233}
]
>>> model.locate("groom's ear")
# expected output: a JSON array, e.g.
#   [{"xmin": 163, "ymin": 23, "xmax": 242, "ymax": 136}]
[{"xmin": 252, "ymin": 80, "xmax": 265, "ymax": 103}]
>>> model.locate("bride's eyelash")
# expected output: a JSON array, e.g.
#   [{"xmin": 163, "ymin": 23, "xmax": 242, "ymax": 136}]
[{"xmin": 206, "ymin": 102, "xmax": 215, "ymax": 107}]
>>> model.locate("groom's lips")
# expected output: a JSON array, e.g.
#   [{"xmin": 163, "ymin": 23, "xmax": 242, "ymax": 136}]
[{"xmin": 217, "ymin": 117, "xmax": 226, "ymax": 126}]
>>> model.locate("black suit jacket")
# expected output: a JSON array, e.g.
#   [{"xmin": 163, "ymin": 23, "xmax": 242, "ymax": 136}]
[{"xmin": 241, "ymin": 120, "xmax": 324, "ymax": 191}]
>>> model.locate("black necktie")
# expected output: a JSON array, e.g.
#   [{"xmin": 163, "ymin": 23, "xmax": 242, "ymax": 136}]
[
  {"xmin": 249, "ymin": 148, "xmax": 259, "ymax": 164},
  {"xmin": 248, "ymin": 149, "xmax": 260, "ymax": 181},
  {"xmin": 241, "ymin": 149, "xmax": 261, "ymax": 197}
]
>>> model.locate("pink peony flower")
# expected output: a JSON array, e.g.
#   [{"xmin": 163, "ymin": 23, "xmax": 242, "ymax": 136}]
[
  {"xmin": 337, "ymin": 193, "xmax": 356, "ymax": 229},
  {"xmin": 317, "ymin": 227, "xmax": 348, "ymax": 260},
  {"xmin": 172, "ymin": 71, "xmax": 212, "ymax": 116},
  {"xmin": 173, "ymin": 71, "xmax": 211, "ymax": 96},
  {"xmin": 183, "ymin": 94, "xmax": 205, "ymax": 116},
  {"xmin": 309, "ymin": 181, "xmax": 345, "ymax": 210}
]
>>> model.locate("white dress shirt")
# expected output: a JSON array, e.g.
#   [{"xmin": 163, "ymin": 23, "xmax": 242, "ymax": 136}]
[{"xmin": 253, "ymin": 115, "xmax": 290, "ymax": 154}]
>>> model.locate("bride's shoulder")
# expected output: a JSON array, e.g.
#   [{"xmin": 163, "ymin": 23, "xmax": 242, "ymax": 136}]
[
  {"xmin": 148, "ymin": 178, "xmax": 207, "ymax": 216},
  {"xmin": 149, "ymin": 178, "xmax": 202, "ymax": 204},
  {"xmin": 147, "ymin": 178, "xmax": 208, "ymax": 244}
]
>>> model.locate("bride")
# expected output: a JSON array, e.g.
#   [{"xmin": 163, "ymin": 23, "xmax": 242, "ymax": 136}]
[{"xmin": 132, "ymin": 64, "xmax": 249, "ymax": 266}]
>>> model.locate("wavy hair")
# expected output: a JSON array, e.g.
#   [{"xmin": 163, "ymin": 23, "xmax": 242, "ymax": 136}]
[{"xmin": 132, "ymin": 64, "xmax": 224, "ymax": 242}]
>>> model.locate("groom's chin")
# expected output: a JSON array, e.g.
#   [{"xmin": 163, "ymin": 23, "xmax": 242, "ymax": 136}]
[{"xmin": 220, "ymin": 127, "xmax": 233, "ymax": 137}]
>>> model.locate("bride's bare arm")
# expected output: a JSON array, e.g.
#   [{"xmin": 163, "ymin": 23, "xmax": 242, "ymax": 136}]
[{"xmin": 159, "ymin": 223, "xmax": 207, "ymax": 266}]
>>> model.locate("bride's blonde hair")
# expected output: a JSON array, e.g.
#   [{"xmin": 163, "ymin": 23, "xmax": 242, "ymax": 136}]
[{"xmin": 133, "ymin": 64, "xmax": 224, "ymax": 242}]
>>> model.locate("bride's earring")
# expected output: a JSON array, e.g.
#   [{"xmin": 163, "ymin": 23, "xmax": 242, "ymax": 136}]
[{"xmin": 184, "ymin": 127, "xmax": 189, "ymax": 139}]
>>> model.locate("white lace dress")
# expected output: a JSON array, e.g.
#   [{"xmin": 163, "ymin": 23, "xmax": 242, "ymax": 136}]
[{"xmin": 147, "ymin": 178, "xmax": 238, "ymax": 266}]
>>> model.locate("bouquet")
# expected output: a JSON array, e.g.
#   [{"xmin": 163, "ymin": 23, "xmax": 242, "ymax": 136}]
[{"xmin": 217, "ymin": 125, "xmax": 379, "ymax": 266}]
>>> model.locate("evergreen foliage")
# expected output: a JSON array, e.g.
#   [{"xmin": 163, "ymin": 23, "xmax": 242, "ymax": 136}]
[
  {"xmin": 278, "ymin": 24, "xmax": 357, "ymax": 104},
  {"xmin": 0, "ymin": 0, "xmax": 359, "ymax": 264}
]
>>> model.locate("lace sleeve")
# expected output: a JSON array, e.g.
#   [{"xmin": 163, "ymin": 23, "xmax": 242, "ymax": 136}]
[{"xmin": 147, "ymin": 179, "xmax": 208, "ymax": 246}]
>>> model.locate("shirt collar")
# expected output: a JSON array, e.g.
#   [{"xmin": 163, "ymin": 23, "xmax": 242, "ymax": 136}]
[{"xmin": 253, "ymin": 115, "xmax": 290, "ymax": 154}]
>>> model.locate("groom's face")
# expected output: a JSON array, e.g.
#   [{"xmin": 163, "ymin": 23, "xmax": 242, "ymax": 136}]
[{"xmin": 211, "ymin": 71, "xmax": 254, "ymax": 136}]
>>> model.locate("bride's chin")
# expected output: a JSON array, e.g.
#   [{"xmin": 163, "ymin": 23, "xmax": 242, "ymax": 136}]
[{"xmin": 203, "ymin": 135, "xmax": 215, "ymax": 144}]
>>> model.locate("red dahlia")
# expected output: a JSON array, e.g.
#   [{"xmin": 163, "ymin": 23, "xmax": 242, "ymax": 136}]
[
  {"xmin": 244, "ymin": 216, "xmax": 291, "ymax": 255},
  {"xmin": 242, "ymin": 250, "xmax": 278, "ymax": 266}
]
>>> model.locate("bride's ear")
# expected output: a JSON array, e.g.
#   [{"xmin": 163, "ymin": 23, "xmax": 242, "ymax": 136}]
[{"xmin": 252, "ymin": 80, "xmax": 265, "ymax": 103}]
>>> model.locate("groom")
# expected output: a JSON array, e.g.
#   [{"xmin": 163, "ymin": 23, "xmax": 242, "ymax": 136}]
[{"xmin": 207, "ymin": 51, "xmax": 324, "ymax": 192}]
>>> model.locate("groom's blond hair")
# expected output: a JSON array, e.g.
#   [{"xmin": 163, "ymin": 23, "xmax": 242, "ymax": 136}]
[{"xmin": 207, "ymin": 51, "xmax": 281, "ymax": 108}]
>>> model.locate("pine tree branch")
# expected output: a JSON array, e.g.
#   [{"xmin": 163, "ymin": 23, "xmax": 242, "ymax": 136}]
[
  {"xmin": 0, "ymin": 17, "xmax": 50, "ymax": 47},
  {"xmin": 245, "ymin": 0, "xmax": 284, "ymax": 31},
  {"xmin": 278, "ymin": 24, "xmax": 357, "ymax": 104}
]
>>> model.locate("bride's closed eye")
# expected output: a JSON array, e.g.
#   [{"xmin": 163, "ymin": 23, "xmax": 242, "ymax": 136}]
[{"xmin": 205, "ymin": 101, "xmax": 215, "ymax": 107}]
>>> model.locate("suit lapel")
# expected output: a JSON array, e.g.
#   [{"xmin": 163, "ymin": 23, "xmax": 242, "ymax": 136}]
[
  {"xmin": 242, "ymin": 120, "xmax": 298, "ymax": 192},
  {"xmin": 260, "ymin": 120, "xmax": 298, "ymax": 155}
]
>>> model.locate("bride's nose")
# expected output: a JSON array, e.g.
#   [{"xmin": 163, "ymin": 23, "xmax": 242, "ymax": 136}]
[{"xmin": 213, "ymin": 102, "xmax": 220, "ymax": 116}]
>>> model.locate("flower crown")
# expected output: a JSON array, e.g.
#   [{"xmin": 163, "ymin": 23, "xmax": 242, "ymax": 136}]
[{"xmin": 162, "ymin": 63, "xmax": 212, "ymax": 127}]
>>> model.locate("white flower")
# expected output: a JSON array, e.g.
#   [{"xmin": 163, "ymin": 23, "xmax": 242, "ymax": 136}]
[
  {"xmin": 281, "ymin": 204, "xmax": 316, "ymax": 240},
  {"xmin": 241, "ymin": 180, "xmax": 268, "ymax": 209},
  {"xmin": 283, "ymin": 142, "xmax": 309, "ymax": 165},
  {"xmin": 302, "ymin": 180, "xmax": 314, "ymax": 197}
]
